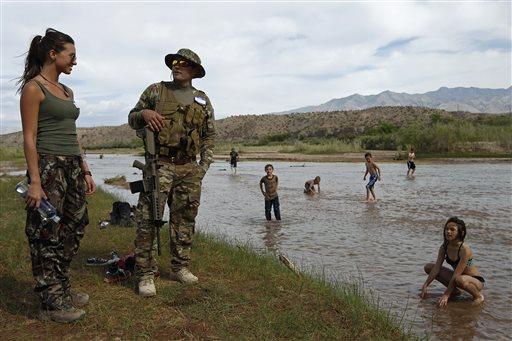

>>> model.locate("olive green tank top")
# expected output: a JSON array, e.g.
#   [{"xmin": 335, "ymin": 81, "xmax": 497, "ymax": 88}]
[{"xmin": 35, "ymin": 80, "xmax": 80, "ymax": 156}]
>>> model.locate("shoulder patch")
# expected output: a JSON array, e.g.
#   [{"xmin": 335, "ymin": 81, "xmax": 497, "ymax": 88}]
[{"xmin": 194, "ymin": 96, "xmax": 207, "ymax": 106}]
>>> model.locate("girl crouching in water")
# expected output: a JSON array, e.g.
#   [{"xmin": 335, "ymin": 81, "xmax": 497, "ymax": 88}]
[{"xmin": 420, "ymin": 217, "xmax": 485, "ymax": 307}]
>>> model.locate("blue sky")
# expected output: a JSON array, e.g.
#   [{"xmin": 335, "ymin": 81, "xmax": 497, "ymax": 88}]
[{"xmin": 1, "ymin": 1, "xmax": 511, "ymax": 134}]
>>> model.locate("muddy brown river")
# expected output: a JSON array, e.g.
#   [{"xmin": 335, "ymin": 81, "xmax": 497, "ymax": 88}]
[{"xmin": 87, "ymin": 154, "xmax": 511, "ymax": 340}]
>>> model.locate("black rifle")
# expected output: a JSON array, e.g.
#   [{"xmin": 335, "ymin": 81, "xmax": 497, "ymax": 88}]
[{"xmin": 129, "ymin": 127, "xmax": 166, "ymax": 255}]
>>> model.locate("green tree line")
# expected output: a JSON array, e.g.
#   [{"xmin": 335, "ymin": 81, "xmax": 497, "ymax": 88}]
[{"xmin": 240, "ymin": 113, "xmax": 512, "ymax": 154}]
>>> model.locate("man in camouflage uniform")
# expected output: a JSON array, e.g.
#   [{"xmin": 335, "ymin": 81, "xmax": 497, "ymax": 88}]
[{"xmin": 128, "ymin": 48, "xmax": 215, "ymax": 296}]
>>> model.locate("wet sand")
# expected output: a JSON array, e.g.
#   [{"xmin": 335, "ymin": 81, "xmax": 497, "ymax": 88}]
[
  {"xmin": 216, "ymin": 150, "xmax": 397, "ymax": 162},
  {"xmin": 216, "ymin": 150, "xmax": 512, "ymax": 163}
]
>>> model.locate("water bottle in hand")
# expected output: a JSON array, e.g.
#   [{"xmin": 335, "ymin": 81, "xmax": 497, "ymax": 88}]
[{"xmin": 15, "ymin": 179, "xmax": 60, "ymax": 224}]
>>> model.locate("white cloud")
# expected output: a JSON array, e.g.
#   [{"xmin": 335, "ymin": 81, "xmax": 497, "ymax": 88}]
[{"xmin": 1, "ymin": 2, "xmax": 510, "ymax": 134}]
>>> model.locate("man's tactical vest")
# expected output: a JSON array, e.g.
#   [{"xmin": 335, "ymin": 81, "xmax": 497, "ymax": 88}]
[{"xmin": 155, "ymin": 82, "xmax": 210, "ymax": 157}]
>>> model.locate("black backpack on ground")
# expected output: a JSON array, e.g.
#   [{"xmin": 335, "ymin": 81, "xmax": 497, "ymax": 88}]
[{"xmin": 109, "ymin": 201, "xmax": 133, "ymax": 227}]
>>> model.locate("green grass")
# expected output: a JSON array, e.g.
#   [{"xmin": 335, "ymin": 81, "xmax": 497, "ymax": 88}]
[
  {"xmin": 0, "ymin": 147, "xmax": 25, "ymax": 160},
  {"xmin": 414, "ymin": 151, "xmax": 512, "ymax": 159},
  {"xmin": 215, "ymin": 141, "xmax": 284, "ymax": 154},
  {"xmin": 0, "ymin": 147, "xmax": 26, "ymax": 169},
  {"xmin": 358, "ymin": 115, "xmax": 512, "ymax": 153},
  {"xmin": 86, "ymin": 138, "xmax": 143, "ymax": 150},
  {"xmin": 217, "ymin": 138, "xmax": 361, "ymax": 155},
  {"xmin": 278, "ymin": 139, "xmax": 362, "ymax": 154},
  {"xmin": 0, "ymin": 175, "xmax": 412, "ymax": 339}
]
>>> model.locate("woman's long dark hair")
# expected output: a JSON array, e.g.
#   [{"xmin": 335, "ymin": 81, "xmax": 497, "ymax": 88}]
[
  {"xmin": 443, "ymin": 216, "xmax": 467, "ymax": 244},
  {"xmin": 17, "ymin": 28, "xmax": 74, "ymax": 93}
]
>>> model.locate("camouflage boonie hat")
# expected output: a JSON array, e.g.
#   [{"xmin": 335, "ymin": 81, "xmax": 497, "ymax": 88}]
[{"xmin": 165, "ymin": 48, "xmax": 205, "ymax": 78}]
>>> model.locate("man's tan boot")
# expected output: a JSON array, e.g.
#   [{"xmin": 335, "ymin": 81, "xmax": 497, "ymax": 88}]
[
  {"xmin": 170, "ymin": 268, "xmax": 198, "ymax": 284},
  {"xmin": 138, "ymin": 278, "xmax": 156, "ymax": 297}
]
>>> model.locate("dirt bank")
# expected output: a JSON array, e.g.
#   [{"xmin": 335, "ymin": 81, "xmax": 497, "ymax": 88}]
[{"xmin": 215, "ymin": 151, "xmax": 512, "ymax": 163}]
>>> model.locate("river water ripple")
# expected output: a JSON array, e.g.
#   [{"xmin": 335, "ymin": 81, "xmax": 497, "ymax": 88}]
[{"xmin": 87, "ymin": 154, "xmax": 511, "ymax": 340}]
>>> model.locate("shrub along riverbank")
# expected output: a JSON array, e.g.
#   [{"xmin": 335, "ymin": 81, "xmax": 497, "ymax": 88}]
[
  {"xmin": 3, "ymin": 108, "xmax": 510, "ymax": 159},
  {"xmin": 2, "ymin": 111, "xmax": 510, "ymax": 163},
  {"xmin": 0, "ymin": 175, "xmax": 411, "ymax": 339},
  {"xmin": 217, "ymin": 113, "xmax": 512, "ymax": 157}
]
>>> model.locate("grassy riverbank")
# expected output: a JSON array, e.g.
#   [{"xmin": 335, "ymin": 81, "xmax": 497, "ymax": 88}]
[
  {"xmin": 0, "ymin": 147, "xmax": 26, "ymax": 171},
  {"xmin": 1, "ymin": 135, "xmax": 510, "ymax": 173},
  {"xmin": 0, "ymin": 175, "xmax": 411, "ymax": 339}
]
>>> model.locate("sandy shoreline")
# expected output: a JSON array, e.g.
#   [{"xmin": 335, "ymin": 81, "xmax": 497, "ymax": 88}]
[
  {"xmin": 214, "ymin": 151, "xmax": 512, "ymax": 163},
  {"xmin": 2, "ymin": 149, "xmax": 510, "ymax": 175}
]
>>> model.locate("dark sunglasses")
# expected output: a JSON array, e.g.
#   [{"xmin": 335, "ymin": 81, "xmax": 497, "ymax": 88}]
[{"xmin": 172, "ymin": 59, "xmax": 192, "ymax": 68}]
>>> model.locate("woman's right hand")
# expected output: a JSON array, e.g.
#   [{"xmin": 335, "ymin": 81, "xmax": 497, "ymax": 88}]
[
  {"xmin": 438, "ymin": 294, "xmax": 450, "ymax": 307},
  {"xmin": 141, "ymin": 109, "xmax": 164, "ymax": 132},
  {"xmin": 26, "ymin": 182, "xmax": 47, "ymax": 209},
  {"xmin": 419, "ymin": 284, "xmax": 428, "ymax": 299}
]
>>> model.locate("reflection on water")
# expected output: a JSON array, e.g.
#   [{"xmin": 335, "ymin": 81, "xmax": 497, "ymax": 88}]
[
  {"xmin": 87, "ymin": 154, "xmax": 511, "ymax": 339},
  {"xmin": 260, "ymin": 221, "xmax": 285, "ymax": 252},
  {"xmin": 418, "ymin": 296, "xmax": 485, "ymax": 339}
]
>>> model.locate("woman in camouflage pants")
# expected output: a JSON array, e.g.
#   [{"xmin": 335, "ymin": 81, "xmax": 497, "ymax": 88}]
[{"xmin": 18, "ymin": 28, "xmax": 96, "ymax": 323}]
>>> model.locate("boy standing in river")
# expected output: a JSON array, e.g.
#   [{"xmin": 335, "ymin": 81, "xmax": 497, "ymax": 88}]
[
  {"xmin": 259, "ymin": 164, "xmax": 281, "ymax": 221},
  {"xmin": 229, "ymin": 147, "xmax": 239, "ymax": 174},
  {"xmin": 407, "ymin": 147, "xmax": 416, "ymax": 178},
  {"xmin": 363, "ymin": 152, "xmax": 381, "ymax": 201}
]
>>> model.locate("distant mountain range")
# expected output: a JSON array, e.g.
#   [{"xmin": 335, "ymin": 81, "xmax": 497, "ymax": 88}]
[{"xmin": 273, "ymin": 86, "xmax": 512, "ymax": 115}]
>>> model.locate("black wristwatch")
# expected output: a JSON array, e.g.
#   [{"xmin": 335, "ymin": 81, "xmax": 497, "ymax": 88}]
[{"xmin": 83, "ymin": 171, "xmax": 92, "ymax": 176}]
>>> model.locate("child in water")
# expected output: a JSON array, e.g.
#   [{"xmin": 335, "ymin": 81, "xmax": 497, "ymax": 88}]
[
  {"xmin": 420, "ymin": 217, "xmax": 485, "ymax": 307},
  {"xmin": 407, "ymin": 147, "xmax": 416, "ymax": 178},
  {"xmin": 229, "ymin": 147, "xmax": 239, "ymax": 174},
  {"xmin": 304, "ymin": 176, "xmax": 321, "ymax": 195},
  {"xmin": 363, "ymin": 152, "xmax": 381, "ymax": 201},
  {"xmin": 259, "ymin": 164, "xmax": 281, "ymax": 221}
]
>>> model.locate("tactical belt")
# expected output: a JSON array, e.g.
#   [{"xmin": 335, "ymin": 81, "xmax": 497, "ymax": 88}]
[
  {"xmin": 158, "ymin": 146, "xmax": 196, "ymax": 165},
  {"xmin": 159, "ymin": 146, "xmax": 178, "ymax": 157},
  {"xmin": 159, "ymin": 154, "xmax": 196, "ymax": 165}
]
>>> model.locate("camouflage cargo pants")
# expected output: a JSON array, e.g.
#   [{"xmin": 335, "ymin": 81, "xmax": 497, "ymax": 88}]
[
  {"xmin": 134, "ymin": 161, "xmax": 203, "ymax": 278},
  {"xmin": 25, "ymin": 155, "xmax": 89, "ymax": 309}
]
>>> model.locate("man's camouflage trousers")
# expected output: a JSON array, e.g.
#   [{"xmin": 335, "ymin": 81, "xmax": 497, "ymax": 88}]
[
  {"xmin": 134, "ymin": 161, "xmax": 204, "ymax": 278},
  {"xmin": 25, "ymin": 155, "xmax": 89, "ymax": 310}
]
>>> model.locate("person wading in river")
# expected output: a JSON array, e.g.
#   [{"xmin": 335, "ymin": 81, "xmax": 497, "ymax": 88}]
[
  {"xmin": 407, "ymin": 147, "xmax": 416, "ymax": 178},
  {"xmin": 259, "ymin": 164, "xmax": 281, "ymax": 221},
  {"xmin": 363, "ymin": 152, "xmax": 381, "ymax": 201},
  {"xmin": 420, "ymin": 217, "xmax": 485, "ymax": 307},
  {"xmin": 304, "ymin": 176, "xmax": 321, "ymax": 195},
  {"xmin": 229, "ymin": 147, "xmax": 239, "ymax": 174}
]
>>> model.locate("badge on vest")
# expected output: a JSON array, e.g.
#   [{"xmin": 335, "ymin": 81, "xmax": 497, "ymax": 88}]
[{"xmin": 194, "ymin": 97, "xmax": 207, "ymax": 106}]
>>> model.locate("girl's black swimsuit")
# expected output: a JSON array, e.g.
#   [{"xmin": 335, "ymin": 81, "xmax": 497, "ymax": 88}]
[{"xmin": 445, "ymin": 242, "xmax": 485, "ymax": 283}]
